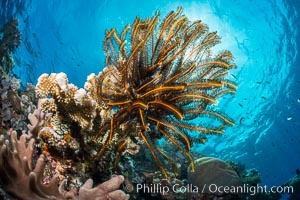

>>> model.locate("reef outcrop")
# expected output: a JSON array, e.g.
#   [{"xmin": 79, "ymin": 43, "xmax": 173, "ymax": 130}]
[
  {"xmin": 0, "ymin": 18, "xmax": 21, "ymax": 74},
  {"xmin": 0, "ymin": 130, "xmax": 128, "ymax": 200}
]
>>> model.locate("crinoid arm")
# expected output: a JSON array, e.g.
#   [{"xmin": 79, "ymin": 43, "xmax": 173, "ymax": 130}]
[{"xmin": 91, "ymin": 7, "xmax": 237, "ymax": 178}]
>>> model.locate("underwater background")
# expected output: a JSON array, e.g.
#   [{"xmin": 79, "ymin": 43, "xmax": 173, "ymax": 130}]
[{"xmin": 1, "ymin": 0, "xmax": 300, "ymax": 199}]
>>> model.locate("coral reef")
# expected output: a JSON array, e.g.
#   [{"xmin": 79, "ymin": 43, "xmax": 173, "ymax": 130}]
[
  {"xmin": 0, "ymin": 18, "xmax": 21, "ymax": 74},
  {"xmin": 1, "ymin": 8, "xmax": 240, "ymax": 200},
  {"xmin": 0, "ymin": 17, "xmax": 128, "ymax": 200},
  {"xmin": 0, "ymin": 130, "xmax": 128, "ymax": 200},
  {"xmin": 0, "ymin": 18, "xmax": 35, "ymax": 135},
  {"xmin": 34, "ymin": 72, "xmax": 113, "ymax": 184},
  {"xmin": 0, "ymin": 74, "xmax": 36, "ymax": 133},
  {"xmin": 35, "ymin": 7, "xmax": 237, "ymax": 180}
]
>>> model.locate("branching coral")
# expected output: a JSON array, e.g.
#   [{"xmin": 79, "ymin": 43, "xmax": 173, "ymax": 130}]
[
  {"xmin": 35, "ymin": 73, "xmax": 97, "ymax": 130},
  {"xmin": 0, "ymin": 130, "xmax": 128, "ymax": 200}
]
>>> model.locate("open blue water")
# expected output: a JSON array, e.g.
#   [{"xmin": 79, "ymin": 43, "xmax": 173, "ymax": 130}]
[{"xmin": 1, "ymin": 0, "xmax": 299, "ymax": 196}]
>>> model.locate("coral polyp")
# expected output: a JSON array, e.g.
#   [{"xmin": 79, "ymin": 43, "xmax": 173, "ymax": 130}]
[{"xmin": 91, "ymin": 7, "xmax": 237, "ymax": 177}]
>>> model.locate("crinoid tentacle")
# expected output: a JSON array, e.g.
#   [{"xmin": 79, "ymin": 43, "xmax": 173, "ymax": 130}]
[
  {"xmin": 140, "ymin": 85, "xmax": 185, "ymax": 98},
  {"xmin": 222, "ymin": 80, "xmax": 238, "ymax": 89},
  {"xmin": 185, "ymin": 110, "xmax": 235, "ymax": 126},
  {"xmin": 210, "ymin": 68, "xmax": 228, "ymax": 80},
  {"xmin": 136, "ymin": 74, "xmax": 162, "ymax": 92},
  {"xmin": 138, "ymin": 130, "xmax": 168, "ymax": 178},
  {"xmin": 151, "ymin": 8, "xmax": 181, "ymax": 63},
  {"xmin": 213, "ymin": 89, "xmax": 236, "ymax": 97},
  {"xmin": 148, "ymin": 100, "xmax": 183, "ymax": 120},
  {"xmin": 127, "ymin": 101, "xmax": 148, "ymax": 112},
  {"xmin": 94, "ymin": 7, "xmax": 237, "ymax": 176},
  {"xmin": 138, "ymin": 108, "xmax": 149, "ymax": 131},
  {"xmin": 147, "ymin": 116, "xmax": 191, "ymax": 150},
  {"xmin": 121, "ymin": 24, "xmax": 130, "ymax": 40},
  {"xmin": 186, "ymin": 80, "xmax": 223, "ymax": 88},
  {"xmin": 171, "ymin": 120, "xmax": 224, "ymax": 135},
  {"xmin": 106, "ymin": 100, "xmax": 131, "ymax": 106},
  {"xmin": 153, "ymin": 144, "xmax": 179, "ymax": 175},
  {"xmin": 158, "ymin": 128, "xmax": 195, "ymax": 172},
  {"xmin": 93, "ymin": 134, "xmax": 109, "ymax": 160},
  {"xmin": 113, "ymin": 140, "xmax": 127, "ymax": 170},
  {"xmin": 170, "ymin": 94, "xmax": 218, "ymax": 105},
  {"xmin": 93, "ymin": 123, "xmax": 110, "ymax": 142},
  {"xmin": 108, "ymin": 115, "xmax": 115, "ymax": 146}
]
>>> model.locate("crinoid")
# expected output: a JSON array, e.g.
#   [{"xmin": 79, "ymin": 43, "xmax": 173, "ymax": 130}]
[{"xmin": 93, "ymin": 7, "xmax": 237, "ymax": 177}]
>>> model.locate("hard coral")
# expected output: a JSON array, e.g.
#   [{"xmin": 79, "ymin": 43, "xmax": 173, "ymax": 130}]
[
  {"xmin": 187, "ymin": 157, "xmax": 241, "ymax": 195},
  {"xmin": 1, "ymin": 74, "xmax": 37, "ymax": 133},
  {"xmin": 36, "ymin": 73, "xmax": 97, "ymax": 130}
]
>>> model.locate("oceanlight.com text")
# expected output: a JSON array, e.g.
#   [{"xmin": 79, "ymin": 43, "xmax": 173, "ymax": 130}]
[
  {"xmin": 135, "ymin": 183, "xmax": 294, "ymax": 196},
  {"xmin": 207, "ymin": 184, "xmax": 294, "ymax": 196}
]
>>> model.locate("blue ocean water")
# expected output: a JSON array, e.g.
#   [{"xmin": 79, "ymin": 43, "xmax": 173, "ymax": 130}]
[{"xmin": 1, "ymin": 0, "xmax": 299, "ymax": 196}]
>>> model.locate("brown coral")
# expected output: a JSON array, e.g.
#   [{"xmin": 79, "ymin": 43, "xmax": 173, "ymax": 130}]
[
  {"xmin": 0, "ymin": 131, "xmax": 61, "ymax": 199},
  {"xmin": 0, "ymin": 131, "xmax": 129, "ymax": 200},
  {"xmin": 187, "ymin": 157, "xmax": 241, "ymax": 197}
]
